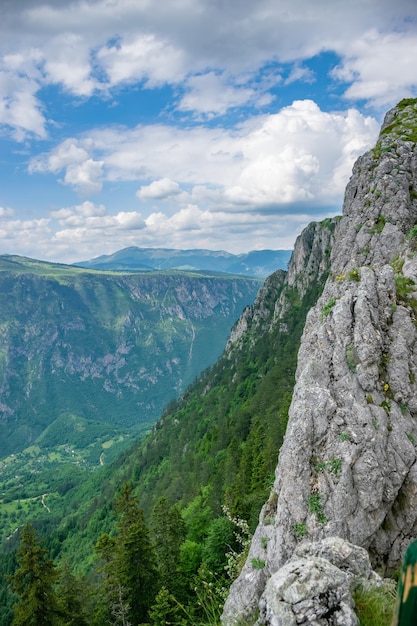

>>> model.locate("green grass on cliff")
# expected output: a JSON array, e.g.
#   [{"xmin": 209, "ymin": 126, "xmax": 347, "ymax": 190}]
[
  {"xmin": 380, "ymin": 98, "xmax": 417, "ymax": 143},
  {"xmin": 353, "ymin": 582, "xmax": 396, "ymax": 625}
]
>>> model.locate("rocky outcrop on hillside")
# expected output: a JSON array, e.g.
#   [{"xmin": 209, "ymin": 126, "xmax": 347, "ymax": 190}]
[
  {"xmin": 257, "ymin": 537, "xmax": 382, "ymax": 626},
  {"xmin": 222, "ymin": 99, "xmax": 417, "ymax": 624},
  {"xmin": 226, "ymin": 219, "xmax": 337, "ymax": 351}
]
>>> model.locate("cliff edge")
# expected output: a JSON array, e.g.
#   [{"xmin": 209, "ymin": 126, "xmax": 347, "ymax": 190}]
[{"xmin": 222, "ymin": 98, "xmax": 417, "ymax": 624}]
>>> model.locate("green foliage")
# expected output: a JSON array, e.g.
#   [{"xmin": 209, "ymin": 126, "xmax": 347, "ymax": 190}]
[
  {"xmin": 391, "ymin": 255, "xmax": 405, "ymax": 273},
  {"xmin": 151, "ymin": 497, "xmax": 186, "ymax": 591},
  {"xmin": 352, "ymin": 582, "xmax": 396, "ymax": 626},
  {"xmin": 56, "ymin": 561, "xmax": 90, "ymax": 626},
  {"xmin": 381, "ymin": 400, "xmax": 391, "ymax": 414},
  {"xmin": 327, "ymin": 458, "xmax": 342, "ymax": 477},
  {"xmin": 409, "ymin": 187, "xmax": 417, "ymax": 201},
  {"xmin": 10, "ymin": 524, "xmax": 61, "ymax": 626},
  {"xmin": 293, "ymin": 522, "xmax": 307, "ymax": 538},
  {"xmin": 202, "ymin": 517, "xmax": 237, "ymax": 573},
  {"xmin": 250, "ymin": 558, "xmax": 265, "ymax": 569},
  {"xmin": 0, "ymin": 262, "xmax": 260, "ymax": 458},
  {"xmin": 308, "ymin": 494, "xmax": 328, "ymax": 524},
  {"xmin": 149, "ymin": 587, "xmax": 187, "ymax": 626},
  {"xmin": 369, "ymin": 215, "xmax": 386, "ymax": 234},
  {"xmin": 339, "ymin": 432, "xmax": 351, "ymax": 442},
  {"xmin": 395, "ymin": 274, "xmax": 416, "ymax": 301},
  {"xmin": 0, "ymin": 221, "xmax": 332, "ymax": 623},
  {"xmin": 346, "ymin": 343, "xmax": 360, "ymax": 373},
  {"xmin": 94, "ymin": 484, "xmax": 158, "ymax": 625},
  {"xmin": 315, "ymin": 458, "xmax": 341, "ymax": 477},
  {"xmin": 380, "ymin": 98, "xmax": 417, "ymax": 143},
  {"xmin": 321, "ymin": 297, "xmax": 337, "ymax": 320},
  {"xmin": 348, "ymin": 268, "xmax": 360, "ymax": 282}
]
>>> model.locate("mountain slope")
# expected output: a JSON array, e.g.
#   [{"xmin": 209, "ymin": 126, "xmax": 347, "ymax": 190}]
[
  {"xmin": 223, "ymin": 98, "xmax": 417, "ymax": 624},
  {"xmin": 75, "ymin": 246, "xmax": 292, "ymax": 277},
  {"xmin": 28, "ymin": 217, "xmax": 335, "ymax": 580},
  {"xmin": 0, "ymin": 256, "xmax": 260, "ymax": 457}
]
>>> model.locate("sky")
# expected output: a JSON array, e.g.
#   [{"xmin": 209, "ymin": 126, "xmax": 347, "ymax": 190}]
[{"xmin": 0, "ymin": 0, "xmax": 417, "ymax": 263}]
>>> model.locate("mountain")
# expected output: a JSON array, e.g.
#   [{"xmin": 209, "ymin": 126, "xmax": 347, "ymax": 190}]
[
  {"xmin": 0, "ymin": 218, "xmax": 334, "ymax": 620},
  {"xmin": 223, "ymin": 98, "xmax": 417, "ymax": 624},
  {"xmin": 0, "ymin": 255, "xmax": 260, "ymax": 459},
  {"xmin": 75, "ymin": 246, "xmax": 292, "ymax": 277},
  {"xmin": 3, "ymin": 100, "xmax": 416, "ymax": 625}
]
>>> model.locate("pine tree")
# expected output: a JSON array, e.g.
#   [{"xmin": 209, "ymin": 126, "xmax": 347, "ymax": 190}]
[
  {"xmin": 148, "ymin": 586, "xmax": 187, "ymax": 626},
  {"xmin": 10, "ymin": 523, "xmax": 61, "ymax": 626},
  {"xmin": 93, "ymin": 532, "xmax": 118, "ymax": 625},
  {"xmin": 114, "ymin": 483, "xmax": 159, "ymax": 625},
  {"xmin": 94, "ymin": 484, "xmax": 159, "ymax": 625},
  {"xmin": 150, "ymin": 497, "xmax": 186, "ymax": 592},
  {"xmin": 57, "ymin": 560, "xmax": 90, "ymax": 626}
]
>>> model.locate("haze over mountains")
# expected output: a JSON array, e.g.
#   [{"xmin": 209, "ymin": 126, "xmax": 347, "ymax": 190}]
[{"xmin": 75, "ymin": 246, "xmax": 292, "ymax": 277}]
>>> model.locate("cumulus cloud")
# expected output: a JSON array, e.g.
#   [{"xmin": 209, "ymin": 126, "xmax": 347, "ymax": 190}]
[
  {"xmin": 30, "ymin": 138, "xmax": 104, "ymax": 194},
  {"xmin": 332, "ymin": 30, "xmax": 417, "ymax": 106},
  {"xmin": 0, "ymin": 0, "xmax": 415, "ymax": 137},
  {"xmin": 41, "ymin": 100, "xmax": 377, "ymax": 210},
  {"xmin": 0, "ymin": 0, "xmax": 415, "ymax": 260},
  {"xmin": 0, "ymin": 206, "xmax": 14, "ymax": 218},
  {"xmin": 178, "ymin": 72, "xmax": 261, "ymax": 117},
  {"xmin": 137, "ymin": 178, "xmax": 181, "ymax": 200},
  {"xmin": 97, "ymin": 34, "xmax": 185, "ymax": 88},
  {"xmin": 0, "ymin": 70, "xmax": 46, "ymax": 139}
]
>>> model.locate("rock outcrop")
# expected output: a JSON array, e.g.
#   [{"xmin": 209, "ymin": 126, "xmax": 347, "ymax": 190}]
[
  {"xmin": 222, "ymin": 99, "xmax": 417, "ymax": 624},
  {"xmin": 257, "ymin": 537, "xmax": 381, "ymax": 626}
]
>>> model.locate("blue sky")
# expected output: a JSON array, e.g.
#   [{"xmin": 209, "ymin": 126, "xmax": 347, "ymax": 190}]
[{"xmin": 0, "ymin": 0, "xmax": 417, "ymax": 263}]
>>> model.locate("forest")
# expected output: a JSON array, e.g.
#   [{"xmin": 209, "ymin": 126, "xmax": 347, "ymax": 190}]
[{"xmin": 0, "ymin": 222, "xmax": 333, "ymax": 625}]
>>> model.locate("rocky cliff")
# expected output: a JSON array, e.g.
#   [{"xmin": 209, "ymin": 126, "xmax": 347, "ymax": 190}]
[{"xmin": 222, "ymin": 98, "xmax": 417, "ymax": 624}]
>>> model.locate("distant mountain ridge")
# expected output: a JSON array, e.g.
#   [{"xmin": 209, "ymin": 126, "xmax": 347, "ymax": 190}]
[{"xmin": 75, "ymin": 246, "xmax": 292, "ymax": 277}]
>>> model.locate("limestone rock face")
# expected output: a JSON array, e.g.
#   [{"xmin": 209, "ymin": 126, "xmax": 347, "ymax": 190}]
[
  {"xmin": 222, "ymin": 99, "xmax": 417, "ymax": 624},
  {"xmin": 226, "ymin": 219, "xmax": 336, "ymax": 353}
]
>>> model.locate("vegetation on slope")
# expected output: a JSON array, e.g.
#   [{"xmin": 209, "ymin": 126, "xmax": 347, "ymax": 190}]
[{"xmin": 0, "ymin": 221, "xmax": 336, "ymax": 623}]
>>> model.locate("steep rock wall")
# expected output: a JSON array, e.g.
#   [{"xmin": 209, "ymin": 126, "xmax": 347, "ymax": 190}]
[{"xmin": 223, "ymin": 99, "xmax": 417, "ymax": 624}]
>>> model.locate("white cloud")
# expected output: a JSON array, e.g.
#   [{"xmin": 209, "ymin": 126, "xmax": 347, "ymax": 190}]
[
  {"xmin": 0, "ymin": 206, "xmax": 14, "ymax": 218},
  {"xmin": 137, "ymin": 178, "xmax": 181, "ymax": 200},
  {"xmin": 178, "ymin": 72, "xmax": 260, "ymax": 117},
  {"xmin": 0, "ymin": 0, "xmax": 414, "ymax": 140},
  {"xmin": 0, "ymin": 70, "xmax": 46, "ymax": 139},
  {"xmin": 43, "ymin": 34, "xmax": 96, "ymax": 96},
  {"xmin": 40, "ymin": 100, "xmax": 377, "ymax": 210},
  {"xmin": 332, "ymin": 30, "xmax": 417, "ymax": 106},
  {"xmin": 97, "ymin": 34, "xmax": 185, "ymax": 88},
  {"xmin": 30, "ymin": 138, "xmax": 104, "ymax": 195}
]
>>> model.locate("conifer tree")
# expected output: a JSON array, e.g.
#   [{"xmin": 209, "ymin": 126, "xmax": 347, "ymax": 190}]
[
  {"xmin": 150, "ymin": 497, "xmax": 186, "ymax": 592},
  {"xmin": 57, "ymin": 560, "xmax": 90, "ymax": 626},
  {"xmin": 114, "ymin": 483, "xmax": 158, "ymax": 625},
  {"xmin": 95, "ymin": 483, "xmax": 158, "ymax": 625},
  {"xmin": 10, "ymin": 523, "xmax": 61, "ymax": 626}
]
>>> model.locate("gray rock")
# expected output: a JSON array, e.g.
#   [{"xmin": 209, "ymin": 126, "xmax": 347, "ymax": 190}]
[
  {"xmin": 256, "ymin": 556, "xmax": 357, "ymax": 626},
  {"xmin": 222, "ymin": 99, "xmax": 417, "ymax": 625}
]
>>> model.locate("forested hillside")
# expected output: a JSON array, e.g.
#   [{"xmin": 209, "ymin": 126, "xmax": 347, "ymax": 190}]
[
  {"xmin": 0, "ymin": 219, "xmax": 335, "ymax": 625},
  {"xmin": 0, "ymin": 256, "xmax": 260, "ymax": 458}
]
